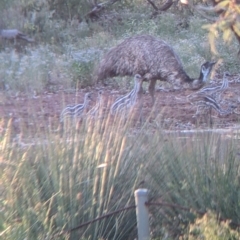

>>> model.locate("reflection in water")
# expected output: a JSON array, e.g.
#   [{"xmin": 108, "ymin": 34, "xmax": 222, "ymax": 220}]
[{"xmin": 163, "ymin": 127, "xmax": 240, "ymax": 164}]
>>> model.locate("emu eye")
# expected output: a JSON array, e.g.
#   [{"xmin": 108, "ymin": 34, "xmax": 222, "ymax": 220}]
[{"xmin": 135, "ymin": 74, "xmax": 141, "ymax": 79}]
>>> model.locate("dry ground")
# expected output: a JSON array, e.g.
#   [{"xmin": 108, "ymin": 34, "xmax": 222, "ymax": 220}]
[{"xmin": 1, "ymin": 77, "xmax": 240, "ymax": 137}]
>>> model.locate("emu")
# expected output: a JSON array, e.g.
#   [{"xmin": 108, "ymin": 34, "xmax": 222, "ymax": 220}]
[
  {"xmin": 188, "ymin": 93, "xmax": 234, "ymax": 117},
  {"xmin": 60, "ymin": 92, "xmax": 91, "ymax": 122},
  {"xmin": 96, "ymin": 35, "xmax": 216, "ymax": 105},
  {"xmin": 187, "ymin": 71, "xmax": 230, "ymax": 117},
  {"xmin": 87, "ymin": 90, "xmax": 103, "ymax": 118},
  {"xmin": 110, "ymin": 74, "xmax": 143, "ymax": 115},
  {"xmin": 197, "ymin": 71, "xmax": 229, "ymax": 102}
]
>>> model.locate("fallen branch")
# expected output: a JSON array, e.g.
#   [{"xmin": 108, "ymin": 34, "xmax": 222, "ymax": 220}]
[{"xmin": 0, "ymin": 29, "xmax": 34, "ymax": 43}]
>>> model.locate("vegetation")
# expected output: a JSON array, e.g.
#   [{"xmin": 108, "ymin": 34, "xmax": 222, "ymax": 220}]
[
  {"xmin": 0, "ymin": 0, "xmax": 240, "ymax": 239},
  {"xmin": 0, "ymin": 116, "xmax": 140, "ymax": 239},
  {"xmin": 185, "ymin": 211, "xmax": 240, "ymax": 239},
  {"xmin": 1, "ymin": 112, "xmax": 240, "ymax": 239}
]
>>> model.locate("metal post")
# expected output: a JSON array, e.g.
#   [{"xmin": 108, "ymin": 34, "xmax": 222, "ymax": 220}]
[{"xmin": 134, "ymin": 189, "xmax": 150, "ymax": 240}]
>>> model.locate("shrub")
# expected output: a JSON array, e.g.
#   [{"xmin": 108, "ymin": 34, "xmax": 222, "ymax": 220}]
[{"xmin": 186, "ymin": 211, "xmax": 240, "ymax": 239}]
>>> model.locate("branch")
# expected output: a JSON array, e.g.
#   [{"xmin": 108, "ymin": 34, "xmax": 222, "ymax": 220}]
[
  {"xmin": 178, "ymin": 1, "xmax": 218, "ymax": 22},
  {"xmin": 194, "ymin": 5, "xmax": 218, "ymax": 22},
  {"xmin": 0, "ymin": 29, "xmax": 34, "ymax": 43},
  {"xmin": 85, "ymin": 0, "xmax": 122, "ymax": 19},
  {"xmin": 146, "ymin": 0, "xmax": 174, "ymax": 16},
  {"xmin": 159, "ymin": 0, "xmax": 174, "ymax": 11},
  {"xmin": 85, "ymin": 5, "xmax": 103, "ymax": 18},
  {"xmin": 196, "ymin": 5, "xmax": 216, "ymax": 13},
  {"xmin": 146, "ymin": 0, "xmax": 159, "ymax": 11}
]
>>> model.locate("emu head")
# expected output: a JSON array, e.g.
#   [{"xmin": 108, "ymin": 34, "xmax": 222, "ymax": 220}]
[
  {"xmin": 84, "ymin": 92, "xmax": 92, "ymax": 103},
  {"xmin": 191, "ymin": 61, "xmax": 216, "ymax": 90},
  {"xmin": 134, "ymin": 74, "xmax": 143, "ymax": 83},
  {"xmin": 97, "ymin": 90, "xmax": 103, "ymax": 98}
]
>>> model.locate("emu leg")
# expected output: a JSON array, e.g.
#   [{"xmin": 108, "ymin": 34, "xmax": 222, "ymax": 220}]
[{"xmin": 148, "ymin": 79, "xmax": 157, "ymax": 105}]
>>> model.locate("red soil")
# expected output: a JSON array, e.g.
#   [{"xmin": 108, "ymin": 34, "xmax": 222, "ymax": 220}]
[{"xmin": 1, "ymin": 80, "xmax": 240, "ymax": 138}]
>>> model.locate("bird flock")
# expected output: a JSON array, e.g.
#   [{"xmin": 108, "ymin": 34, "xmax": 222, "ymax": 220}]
[
  {"xmin": 60, "ymin": 71, "xmax": 237, "ymax": 126},
  {"xmin": 60, "ymin": 74, "xmax": 144, "ymax": 124},
  {"xmin": 187, "ymin": 72, "xmax": 236, "ymax": 118},
  {"xmin": 60, "ymin": 35, "xmax": 239, "ymax": 127}
]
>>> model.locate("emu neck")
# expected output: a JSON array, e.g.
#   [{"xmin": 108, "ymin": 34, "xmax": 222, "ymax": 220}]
[
  {"xmin": 199, "ymin": 70, "xmax": 208, "ymax": 83},
  {"xmin": 189, "ymin": 74, "xmax": 205, "ymax": 90}
]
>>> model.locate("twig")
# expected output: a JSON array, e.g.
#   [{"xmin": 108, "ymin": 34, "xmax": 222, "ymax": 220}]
[{"xmin": 0, "ymin": 29, "xmax": 34, "ymax": 43}]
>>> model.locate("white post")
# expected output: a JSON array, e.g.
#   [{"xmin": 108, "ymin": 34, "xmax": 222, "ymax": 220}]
[{"xmin": 134, "ymin": 189, "xmax": 150, "ymax": 240}]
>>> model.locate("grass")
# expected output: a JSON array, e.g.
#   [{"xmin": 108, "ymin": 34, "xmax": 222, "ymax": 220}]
[
  {"xmin": 1, "ymin": 0, "xmax": 240, "ymax": 239},
  {"xmin": 1, "ymin": 12, "xmax": 239, "ymax": 94},
  {"xmin": 147, "ymin": 130, "xmax": 240, "ymax": 238},
  {"xmin": 0, "ymin": 115, "xmax": 141, "ymax": 239},
  {"xmin": 1, "ymin": 111, "xmax": 240, "ymax": 239}
]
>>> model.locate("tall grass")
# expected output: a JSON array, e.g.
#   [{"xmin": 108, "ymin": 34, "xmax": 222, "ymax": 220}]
[
  {"xmin": 1, "ymin": 110, "xmax": 240, "ymax": 239},
  {"xmin": 0, "ymin": 112, "xmax": 144, "ymax": 239},
  {"xmin": 145, "ymin": 130, "xmax": 240, "ymax": 238}
]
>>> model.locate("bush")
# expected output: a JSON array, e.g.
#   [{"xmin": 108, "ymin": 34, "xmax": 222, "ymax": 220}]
[{"xmin": 186, "ymin": 211, "xmax": 240, "ymax": 239}]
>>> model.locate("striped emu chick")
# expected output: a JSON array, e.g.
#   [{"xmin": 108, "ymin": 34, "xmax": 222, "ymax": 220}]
[
  {"xmin": 96, "ymin": 35, "xmax": 216, "ymax": 104},
  {"xmin": 87, "ymin": 90, "xmax": 103, "ymax": 118},
  {"xmin": 110, "ymin": 74, "xmax": 143, "ymax": 115},
  {"xmin": 187, "ymin": 72, "xmax": 231, "ymax": 117},
  {"xmin": 197, "ymin": 71, "xmax": 229, "ymax": 102},
  {"xmin": 188, "ymin": 93, "xmax": 234, "ymax": 116},
  {"xmin": 60, "ymin": 92, "xmax": 91, "ymax": 122}
]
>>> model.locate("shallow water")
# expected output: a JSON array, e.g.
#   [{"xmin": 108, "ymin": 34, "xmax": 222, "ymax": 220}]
[{"xmin": 163, "ymin": 126, "xmax": 240, "ymax": 164}]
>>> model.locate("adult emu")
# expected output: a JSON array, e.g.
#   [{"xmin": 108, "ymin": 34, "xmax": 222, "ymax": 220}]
[{"xmin": 96, "ymin": 35, "xmax": 216, "ymax": 104}]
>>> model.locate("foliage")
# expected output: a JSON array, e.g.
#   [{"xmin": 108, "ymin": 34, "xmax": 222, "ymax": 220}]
[
  {"xmin": 70, "ymin": 47, "xmax": 101, "ymax": 88},
  {"xmin": 20, "ymin": 0, "xmax": 91, "ymax": 21},
  {"xmin": 201, "ymin": 0, "xmax": 240, "ymax": 54},
  {"xmin": 185, "ymin": 211, "xmax": 240, "ymax": 239},
  {"xmin": 0, "ymin": 0, "xmax": 15, "ymax": 10},
  {"xmin": 145, "ymin": 130, "xmax": 240, "ymax": 238},
  {"xmin": 0, "ymin": 46, "xmax": 71, "ymax": 94},
  {"xmin": 0, "ymin": 115, "xmax": 142, "ymax": 239},
  {"xmin": 71, "ymin": 61, "xmax": 95, "ymax": 88},
  {"xmin": 1, "ymin": 111, "xmax": 240, "ymax": 239}
]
